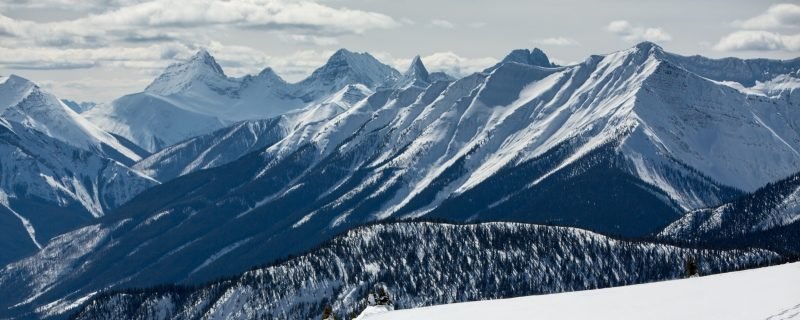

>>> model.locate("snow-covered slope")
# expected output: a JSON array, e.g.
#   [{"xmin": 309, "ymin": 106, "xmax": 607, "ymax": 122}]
[
  {"xmin": 0, "ymin": 75, "xmax": 146, "ymax": 165},
  {"xmin": 360, "ymin": 262, "xmax": 800, "ymax": 320},
  {"xmin": 66, "ymin": 222, "xmax": 778, "ymax": 320},
  {"xmin": 0, "ymin": 119, "xmax": 157, "ymax": 266},
  {"xmin": 85, "ymin": 49, "xmax": 399, "ymax": 152}
]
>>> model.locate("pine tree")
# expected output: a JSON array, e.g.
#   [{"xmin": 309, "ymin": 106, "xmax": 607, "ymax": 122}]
[
  {"xmin": 322, "ymin": 305, "xmax": 335, "ymax": 320},
  {"xmin": 685, "ymin": 257, "xmax": 698, "ymax": 278},
  {"xmin": 375, "ymin": 287, "xmax": 392, "ymax": 306}
]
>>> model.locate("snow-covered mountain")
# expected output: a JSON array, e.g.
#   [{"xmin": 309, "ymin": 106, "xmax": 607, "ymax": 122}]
[
  {"xmin": 0, "ymin": 118, "xmax": 157, "ymax": 266},
  {"xmin": 85, "ymin": 49, "xmax": 400, "ymax": 152},
  {"xmin": 0, "ymin": 75, "xmax": 157, "ymax": 265},
  {"xmin": 1, "ymin": 43, "xmax": 799, "ymax": 319},
  {"xmin": 134, "ymin": 83, "xmax": 373, "ymax": 182},
  {"xmin": 0, "ymin": 75, "xmax": 147, "ymax": 165},
  {"xmin": 356, "ymin": 261, "xmax": 800, "ymax": 320},
  {"xmin": 65, "ymin": 222, "xmax": 777, "ymax": 320}
]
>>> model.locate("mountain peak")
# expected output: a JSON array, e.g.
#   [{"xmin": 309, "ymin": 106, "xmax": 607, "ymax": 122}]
[
  {"xmin": 501, "ymin": 48, "xmax": 554, "ymax": 68},
  {"xmin": 0, "ymin": 74, "xmax": 40, "ymax": 110},
  {"xmin": 3, "ymin": 74, "xmax": 38, "ymax": 88},
  {"xmin": 483, "ymin": 48, "xmax": 555, "ymax": 73},
  {"xmin": 634, "ymin": 41, "xmax": 663, "ymax": 53},
  {"xmin": 296, "ymin": 49, "xmax": 400, "ymax": 100},
  {"xmin": 398, "ymin": 55, "xmax": 431, "ymax": 88},
  {"xmin": 408, "ymin": 55, "xmax": 429, "ymax": 75},
  {"xmin": 330, "ymin": 48, "xmax": 355, "ymax": 60},
  {"xmin": 187, "ymin": 49, "xmax": 225, "ymax": 75},
  {"xmin": 145, "ymin": 49, "xmax": 233, "ymax": 96},
  {"xmin": 256, "ymin": 67, "xmax": 285, "ymax": 82}
]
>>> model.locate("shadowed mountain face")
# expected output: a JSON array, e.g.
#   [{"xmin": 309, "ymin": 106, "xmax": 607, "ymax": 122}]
[
  {"xmin": 660, "ymin": 171, "xmax": 800, "ymax": 257},
  {"xmin": 1, "ymin": 43, "xmax": 799, "ymax": 319}
]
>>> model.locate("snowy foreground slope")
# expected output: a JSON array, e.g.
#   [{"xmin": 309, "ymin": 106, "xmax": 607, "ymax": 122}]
[
  {"xmin": 68, "ymin": 222, "xmax": 777, "ymax": 320},
  {"xmin": 361, "ymin": 262, "xmax": 800, "ymax": 320}
]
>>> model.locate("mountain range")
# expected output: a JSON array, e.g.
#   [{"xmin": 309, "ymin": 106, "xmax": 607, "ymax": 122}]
[
  {"xmin": 84, "ymin": 49, "xmax": 400, "ymax": 152},
  {"xmin": 0, "ymin": 42, "xmax": 798, "ymax": 319}
]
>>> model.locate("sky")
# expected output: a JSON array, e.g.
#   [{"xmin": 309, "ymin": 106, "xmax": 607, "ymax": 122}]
[{"xmin": 0, "ymin": 0, "xmax": 798, "ymax": 102}]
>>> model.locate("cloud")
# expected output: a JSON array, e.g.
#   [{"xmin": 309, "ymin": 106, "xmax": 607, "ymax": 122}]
[
  {"xmin": 399, "ymin": 17, "xmax": 416, "ymax": 25},
  {"xmin": 532, "ymin": 37, "xmax": 579, "ymax": 46},
  {"xmin": 0, "ymin": 0, "xmax": 142, "ymax": 11},
  {"xmin": 713, "ymin": 4, "xmax": 800, "ymax": 52},
  {"xmin": 430, "ymin": 19, "xmax": 455, "ymax": 29},
  {"xmin": 713, "ymin": 30, "xmax": 800, "ymax": 52},
  {"xmin": 606, "ymin": 20, "xmax": 672, "ymax": 42},
  {"xmin": 0, "ymin": 0, "xmax": 397, "ymax": 48},
  {"xmin": 739, "ymin": 3, "xmax": 800, "ymax": 29},
  {"xmin": 277, "ymin": 34, "xmax": 339, "ymax": 46},
  {"xmin": 0, "ymin": 43, "xmax": 193, "ymax": 71}
]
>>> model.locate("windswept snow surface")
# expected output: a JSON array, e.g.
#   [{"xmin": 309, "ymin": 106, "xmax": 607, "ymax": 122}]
[{"xmin": 362, "ymin": 262, "xmax": 800, "ymax": 320}]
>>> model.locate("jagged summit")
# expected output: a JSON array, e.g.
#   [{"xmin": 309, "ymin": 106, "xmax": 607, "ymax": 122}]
[
  {"xmin": 502, "ymin": 48, "xmax": 555, "ymax": 67},
  {"xmin": 407, "ymin": 55, "xmax": 430, "ymax": 78},
  {"xmin": 242, "ymin": 67, "xmax": 287, "ymax": 86},
  {"xmin": 144, "ymin": 49, "xmax": 234, "ymax": 96},
  {"xmin": 295, "ymin": 49, "xmax": 400, "ymax": 101},
  {"xmin": 484, "ymin": 48, "xmax": 556, "ymax": 73},
  {"xmin": 188, "ymin": 49, "xmax": 225, "ymax": 75},
  {"xmin": 397, "ymin": 55, "xmax": 432, "ymax": 88}
]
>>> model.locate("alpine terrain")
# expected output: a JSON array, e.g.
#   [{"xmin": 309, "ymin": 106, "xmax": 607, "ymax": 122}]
[{"xmin": 0, "ymin": 42, "xmax": 798, "ymax": 319}]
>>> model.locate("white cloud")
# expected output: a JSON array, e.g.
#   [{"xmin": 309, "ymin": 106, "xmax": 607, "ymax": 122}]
[
  {"xmin": 532, "ymin": 37, "xmax": 579, "ymax": 46},
  {"xmin": 606, "ymin": 20, "xmax": 672, "ymax": 42},
  {"xmin": 739, "ymin": 3, "xmax": 800, "ymax": 29},
  {"xmin": 714, "ymin": 3, "xmax": 800, "ymax": 52},
  {"xmin": 0, "ymin": 0, "xmax": 142, "ymax": 11},
  {"xmin": 430, "ymin": 19, "xmax": 455, "ymax": 29},
  {"xmin": 399, "ymin": 17, "xmax": 416, "ymax": 25},
  {"xmin": 0, "ymin": 43, "xmax": 192, "ymax": 71},
  {"xmin": 0, "ymin": 0, "xmax": 397, "ymax": 48},
  {"xmin": 277, "ymin": 34, "xmax": 339, "ymax": 46},
  {"xmin": 713, "ymin": 30, "xmax": 800, "ymax": 52}
]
